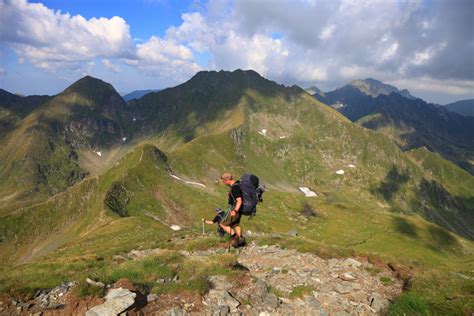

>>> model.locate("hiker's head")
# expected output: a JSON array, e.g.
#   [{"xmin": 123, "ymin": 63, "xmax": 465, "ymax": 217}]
[{"xmin": 221, "ymin": 173, "xmax": 234, "ymax": 186}]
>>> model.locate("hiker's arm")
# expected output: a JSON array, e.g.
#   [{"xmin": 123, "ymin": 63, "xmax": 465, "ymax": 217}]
[
  {"xmin": 231, "ymin": 197, "xmax": 242, "ymax": 216},
  {"xmin": 202, "ymin": 218, "xmax": 214, "ymax": 225}
]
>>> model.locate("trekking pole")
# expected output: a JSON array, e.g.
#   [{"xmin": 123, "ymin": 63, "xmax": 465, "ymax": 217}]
[{"xmin": 202, "ymin": 219, "xmax": 205, "ymax": 236}]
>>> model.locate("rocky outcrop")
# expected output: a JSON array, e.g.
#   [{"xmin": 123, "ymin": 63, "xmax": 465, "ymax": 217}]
[{"xmin": 86, "ymin": 288, "xmax": 136, "ymax": 316}]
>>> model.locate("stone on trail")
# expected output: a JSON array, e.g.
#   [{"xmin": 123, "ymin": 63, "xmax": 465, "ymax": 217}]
[
  {"xmin": 207, "ymin": 290, "xmax": 240, "ymax": 313},
  {"xmin": 369, "ymin": 293, "xmax": 390, "ymax": 313},
  {"xmin": 334, "ymin": 282, "xmax": 352, "ymax": 294},
  {"xmin": 147, "ymin": 294, "xmax": 158, "ymax": 302},
  {"xmin": 86, "ymin": 287, "xmax": 136, "ymax": 316},
  {"xmin": 209, "ymin": 275, "xmax": 233, "ymax": 291},
  {"xmin": 341, "ymin": 258, "xmax": 362, "ymax": 268},
  {"xmin": 86, "ymin": 278, "xmax": 105, "ymax": 288},
  {"xmin": 254, "ymin": 279, "xmax": 269, "ymax": 303},
  {"xmin": 287, "ymin": 228, "xmax": 298, "ymax": 237},
  {"xmin": 339, "ymin": 272, "xmax": 357, "ymax": 281},
  {"xmin": 262, "ymin": 293, "xmax": 281, "ymax": 309}
]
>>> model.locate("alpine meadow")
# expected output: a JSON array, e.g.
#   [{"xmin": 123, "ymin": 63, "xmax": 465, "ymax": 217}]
[{"xmin": 0, "ymin": 0, "xmax": 473, "ymax": 315}]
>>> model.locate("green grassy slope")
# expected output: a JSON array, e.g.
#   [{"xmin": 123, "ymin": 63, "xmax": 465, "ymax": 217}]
[{"xmin": 0, "ymin": 70, "xmax": 473, "ymax": 314}]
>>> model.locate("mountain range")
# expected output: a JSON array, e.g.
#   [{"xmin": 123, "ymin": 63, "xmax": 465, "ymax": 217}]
[
  {"xmin": 0, "ymin": 70, "xmax": 473, "ymax": 314},
  {"xmin": 122, "ymin": 89, "xmax": 161, "ymax": 101},
  {"xmin": 444, "ymin": 99, "xmax": 474, "ymax": 117},
  {"xmin": 313, "ymin": 78, "xmax": 474, "ymax": 175}
]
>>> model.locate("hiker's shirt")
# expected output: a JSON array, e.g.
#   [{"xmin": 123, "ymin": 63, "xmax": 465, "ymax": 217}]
[
  {"xmin": 228, "ymin": 182, "xmax": 242, "ymax": 210},
  {"xmin": 212, "ymin": 212, "xmax": 226, "ymax": 223},
  {"xmin": 224, "ymin": 182, "xmax": 242, "ymax": 227}
]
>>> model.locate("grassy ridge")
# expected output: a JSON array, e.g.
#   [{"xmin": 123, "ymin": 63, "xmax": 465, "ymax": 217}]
[{"xmin": 0, "ymin": 71, "xmax": 473, "ymax": 314}]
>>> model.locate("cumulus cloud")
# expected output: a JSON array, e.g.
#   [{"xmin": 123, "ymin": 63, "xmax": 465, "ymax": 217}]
[
  {"xmin": 0, "ymin": 0, "xmax": 133, "ymax": 70},
  {"xmin": 1, "ymin": 0, "xmax": 472, "ymax": 101},
  {"xmin": 102, "ymin": 59, "xmax": 121, "ymax": 73}
]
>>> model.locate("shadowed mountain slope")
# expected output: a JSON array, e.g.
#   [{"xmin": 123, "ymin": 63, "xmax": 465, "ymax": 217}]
[{"xmin": 444, "ymin": 99, "xmax": 474, "ymax": 117}]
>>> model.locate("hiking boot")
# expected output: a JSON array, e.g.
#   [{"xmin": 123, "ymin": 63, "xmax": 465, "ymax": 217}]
[{"xmin": 237, "ymin": 236, "xmax": 246, "ymax": 248}]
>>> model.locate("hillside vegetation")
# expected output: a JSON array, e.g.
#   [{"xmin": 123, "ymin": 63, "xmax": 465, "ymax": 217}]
[{"xmin": 0, "ymin": 70, "xmax": 473, "ymax": 314}]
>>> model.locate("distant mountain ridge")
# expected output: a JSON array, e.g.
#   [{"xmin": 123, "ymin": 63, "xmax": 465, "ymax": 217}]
[
  {"xmin": 444, "ymin": 99, "xmax": 474, "ymax": 117},
  {"xmin": 348, "ymin": 78, "xmax": 415, "ymax": 99},
  {"xmin": 122, "ymin": 89, "xmax": 160, "ymax": 101},
  {"xmin": 0, "ymin": 88, "xmax": 50, "ymax": 135},
  {"xmin": 313, "ymin": 79, "xmax": 474, "ymax": 175}
]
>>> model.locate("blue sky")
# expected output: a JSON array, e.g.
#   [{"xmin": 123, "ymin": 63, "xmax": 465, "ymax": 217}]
[{"xmin": 0, "ymin": 0, "xmax": 473, "ymax": 104}]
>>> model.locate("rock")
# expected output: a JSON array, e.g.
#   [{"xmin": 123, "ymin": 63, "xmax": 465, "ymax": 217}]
[
  {"xmin": 254, "ymin": 279, "xmax": 268, "ymax": 303},
  {"xmin": 11, "ymin": 299, "xmax": 17, "ymax": 306},
  {"xmin": 334, "ymin": 282, "xmax": 352, "ymax": 294},
  {"xmin": 262, "ymin": 293, "xmax": 281, "ymax": 309},
  {"xmin": 167, "ymin": 307, "xmax": 185, "ymax": 316},
  {"xmin": 18, "ymin": 302, "xmax": 31, "ymax": 310},
  {"xmin": 339, "ymin": 273, "xmax": 357, "ymax": 281},
  {"xmin": 86, "ymin": 278, "xmax": 105, "ymax": 288},
  {"xmin": 319, "ymin": 284, "xmax": 332, "ymax": 293},
  {"xmin": 341, "ymin": 258, "xmax": 362, "ymax": 268},
  {"xmin": 352, "ymin": 283, "xmax": 362, "ymax": 290},
  {"xmin": 209, "ymin": 275, "xmax": 232, "ymax": 291},
  {"xmin": 147, "ymin": 294, "xmax": 158, "ymax": 302},
  {"xmin": 287, "ymin": 229, "xmax": 298, "ymax": 237},
  {"xmin": 271, "ymin": 267, "xmax": 283, "ymax": 274},
  {"xmin": 172, "ymin": 275, "xmax": 179, "ymax": 282},
  {"xmin": 216, "ymin": 304, "xmax": 229, "ymax": 315},
  {"xmin": 86, "ymin": 287, "xmax": 136, "ymax": 316},
  {"xmin": 207, "ymin": 290, "xmax": 240, "ymax": 313},
  {"xmin": 368, "ymin": 293, "xmax": 389, "ymax": 313},
  {"xmin": 304, "ymin": 295, "xmax": 322, "ymax": 310}
]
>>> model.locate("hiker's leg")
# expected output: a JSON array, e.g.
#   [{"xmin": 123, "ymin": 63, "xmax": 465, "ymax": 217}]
[
  {"xmin": 219, "ymin": 224, "xmax": 234, "ymax": 235},
  {"xmin": 234, "ymin": 225, "xmax": 241, "ymax": 237}
]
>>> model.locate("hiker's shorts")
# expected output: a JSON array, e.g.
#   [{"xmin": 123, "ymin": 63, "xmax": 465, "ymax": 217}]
[{"xmin": 223, "ymin": 212, "xmax": 241, "ymax": 228}]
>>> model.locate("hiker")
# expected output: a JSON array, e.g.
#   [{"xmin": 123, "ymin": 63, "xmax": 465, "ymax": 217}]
[
  {"xmin": 220, "ymin": 173, "xmax": 243, "ymax": 242},
  {"xmin": 202, "ymin": 208, "xmax": 227, "ymax": 237}
]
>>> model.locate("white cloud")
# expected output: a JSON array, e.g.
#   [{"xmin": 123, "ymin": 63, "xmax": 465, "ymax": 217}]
[
  {"xmin": 0, "ymin": 67, "xmax": 6, "ymax": 76},
  {"xmin": 102, "ymin": 59, "xmax": 121, "ymax": 73},
  {"xmin": 380, "ymin": 42, "xmax": 399, "ymax": 62},
  {"xmin": 319, "ymin": 24, "xmax": 337, "ymax": 40},
  {"xmin": 0, "ymin": 0, "xmax": 133, "ymax": 70},
  {"xmin": 1, "ymin": 0, "xmax": 472, "ymax": 103},
  {"xmin": 390, "ymin": 77, "xmax": 474, "ymax": 95}
]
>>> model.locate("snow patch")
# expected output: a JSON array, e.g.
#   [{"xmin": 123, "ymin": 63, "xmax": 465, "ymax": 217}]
[
  {"xmin": 95, "ymin": 151, "xmax": 102, "ymax": 157},
  {"xmin": 170, "ymin": 225, "xmax": 181, "ymax": 231},
  {"xmin": 348, "ymin": 164, "xmax": 356, "ymax": 168},
  {"xmin": 170, "ymin": 174, "xmax": 206, "ymax": 188},
  {"xmin": 258, "ymin": 129, "xmax": 267, "ymax": 136},
  {"xmin": 299, "ymin": 187, "xmax": 317, "ymax": 197},
  {"xmin": 279, "ymin": 136, "xmax": 287, "ymax": 139},
  {"xmin": 132, "ymin": 118, "xmax": 136, "ymax": 122},
  {"xmin": 336, "ymin": 169, "xmax": 345, "ymax": 175},
  {"xmin": 122, "ymin": 137, "xmax": 127, "ymax": 142}
]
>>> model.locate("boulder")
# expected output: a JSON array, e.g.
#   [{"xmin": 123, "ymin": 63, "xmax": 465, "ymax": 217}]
[
  {"xmin": 262, "ymin": 293, "xmax": 281, "ymax": 309},
  {"xmin": 368, "ymin": 293, "xmax": 389, "ymax": 313},
  {"xmin": 341, "ymin": 258, "xmax": 362, "ymax": 268},
  {"xmin": 86, "ymin": 288, "xmax": 136, "ymax": 316},
  {"xmin": 209, "ymin": 275, "xmax": 233, "ymax": 291},
  {"xmin": 207, "ymin": 290, "xmax": 240, "ymax": 313}
]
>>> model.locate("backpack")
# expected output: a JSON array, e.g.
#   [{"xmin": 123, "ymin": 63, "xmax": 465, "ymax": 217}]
[{"xmin": 238, "ymin": 173, "xmax": 265, "ymax": 216}]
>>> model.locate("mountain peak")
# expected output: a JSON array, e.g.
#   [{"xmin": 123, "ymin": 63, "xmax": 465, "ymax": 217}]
[
  {"xmin": 178, "ymin": 69, "xmax": 298, "ymax": 96},
  {"xmin": 347, "ymin": 78, "xmax": 415, "ymax": 99},
  {"xmin": 305, "ymin": 86, "xmax": 323, "ymax": 95},
  {"xmin": 65, "ymin": 75, "xmax": 115, "ymax": 95}
]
